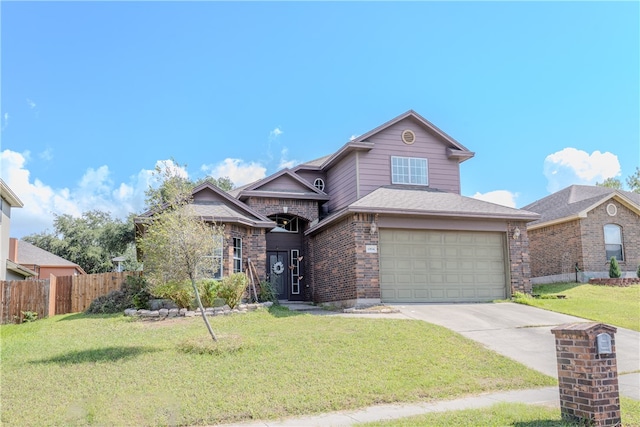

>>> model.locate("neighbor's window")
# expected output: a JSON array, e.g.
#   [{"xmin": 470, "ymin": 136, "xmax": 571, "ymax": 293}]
[
  {"xmin": 391, "ymin": 156, "xmax": 428, "ymax": 185},
  {"xmin": 604, "ymin": 224, "xmax": 623, "ymax": 261},
  {"xmin": 233, "ymin": 237, "xmax": 242, "ymax": 273}
]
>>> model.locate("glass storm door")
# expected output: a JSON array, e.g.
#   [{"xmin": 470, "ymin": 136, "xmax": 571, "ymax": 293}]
[{"xmin": 267, "ymin": 251, "xmax": 287, "ymax": 300}]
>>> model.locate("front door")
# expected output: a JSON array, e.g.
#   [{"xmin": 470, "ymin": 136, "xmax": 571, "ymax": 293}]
[{"xmin": 267, "ymin": 251, "xmax": 288, "ymax": 300}]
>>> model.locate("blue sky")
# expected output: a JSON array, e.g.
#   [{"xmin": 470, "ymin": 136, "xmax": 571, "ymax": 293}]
[{"xmin": 2, "ymin": 1, "xmax": 638, "ymax": 238}]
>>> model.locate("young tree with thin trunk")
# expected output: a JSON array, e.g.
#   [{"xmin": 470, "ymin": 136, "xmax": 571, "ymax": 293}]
[{"xmin": 138, "ymin": 162, "xmax": 223, "ymax": 342}]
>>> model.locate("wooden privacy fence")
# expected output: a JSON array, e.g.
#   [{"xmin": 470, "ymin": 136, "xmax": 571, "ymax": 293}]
[{"xmin": 1, "ymin": 272, "xmax": 140, "ymax": 324}]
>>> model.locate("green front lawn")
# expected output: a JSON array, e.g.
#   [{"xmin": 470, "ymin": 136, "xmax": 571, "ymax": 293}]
[
  {"xmin": 1, "ymin": 307, "xmax": 554, "ymax": 426},
  {"xmin": 514, "ymin": 283, "xmax": 640, "ymax": 331},
  {"xmin": 363, "ymin": 399, "xmax": 640, "ymax": 426}
]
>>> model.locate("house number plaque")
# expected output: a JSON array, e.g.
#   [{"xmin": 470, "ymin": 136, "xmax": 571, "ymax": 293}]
[{"xmin": 365, "ymin": 245, "xmax": 378, "ymax": 254}]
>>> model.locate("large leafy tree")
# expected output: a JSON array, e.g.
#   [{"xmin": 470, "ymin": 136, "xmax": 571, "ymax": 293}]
[
  {"xmin": 23, "ymin": 210, "xmax": 136, "ymax": 274},
  {"xmin": 137, "ymin": 161, "xmax": 224, "ymax": 342}
]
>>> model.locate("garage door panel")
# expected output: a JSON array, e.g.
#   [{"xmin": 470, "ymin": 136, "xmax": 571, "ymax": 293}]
[{"xmin": 380, "ymin": 229, "xmax": 507, "ymax": 303}]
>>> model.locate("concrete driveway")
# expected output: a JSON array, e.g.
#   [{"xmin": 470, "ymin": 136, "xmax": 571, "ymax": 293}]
[{"xmin": 388, "ymin": 302, "xmax": 640, "ymax": 400}]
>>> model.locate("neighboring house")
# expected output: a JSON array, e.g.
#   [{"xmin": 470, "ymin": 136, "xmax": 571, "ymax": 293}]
[
  {"xmin": 524, "ymin": 185, "xmax": 640, "ymax": 284},
  {"xmin": 8, "ymin": 238, "xmax": 86, "ymax": 279},
  {"xmin": 1, "ymin": 179, "xmax": 37, "ymax": 280},
  {"xmin": 137, "ymin": 110, "xmax": 540, "ymax": 306}
]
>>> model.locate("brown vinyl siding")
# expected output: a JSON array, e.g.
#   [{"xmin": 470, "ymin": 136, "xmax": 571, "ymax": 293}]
[
  {"xmin": 326, "ymin": 154, "xmax": 357, "ymax": 212},
  {"xmin": 256, "ymin": 174, "xmax": 306, "ymax": 192},
  {"xmin": 358, "ymin": 119, "xmax": 462, "ymax": 196},
  {"xmin": 294, "ymin": 170, "xmax": 327, "ymax": 190}
]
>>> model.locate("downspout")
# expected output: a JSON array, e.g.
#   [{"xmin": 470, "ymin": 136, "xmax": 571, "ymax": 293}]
[{"xmin": 356, "ymin": 151, "xmax": 360, "ymax": 199}]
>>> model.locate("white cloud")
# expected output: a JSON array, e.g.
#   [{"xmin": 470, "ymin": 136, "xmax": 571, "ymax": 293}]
[
  {"xmin": 269, "ymin": 127, "xmax": 283, "ymax": 141},
  {"xmin": 278, "ymin": 147, "xmax": 298, "ymax": 169},
  {"xmin": 0, "ymin": 149, "xmax": 170, "ymax": 238},
  {"xmin": 471, "ymin": 190, "xmax": 518, "ymax": 208},
  {"xmin": 2, "ymin": 112, "xmax": 8, "ymax": 131},
  {"xmin": 349, "ymin": 134, "xmax": 359, "ymax": 141},
  {"xmin": 543, "ymin": 148, "xmax": 621, "ymax": 192},
  {"xmin": 26, "ymin": 98, "xmax": 37, "ymax": 109},
  {"xmin": 39, "ymin": 148, "xmax": 53, "ymax": 161},
  {"xmin": 201, "ymin": 158, "xmax": 266, "ymax": 187}
]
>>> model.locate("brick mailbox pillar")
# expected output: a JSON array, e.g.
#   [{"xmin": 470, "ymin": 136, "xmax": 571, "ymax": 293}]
[{"xmin": 551, "ymin": 323, "xmax": 620, "ymax": 426}]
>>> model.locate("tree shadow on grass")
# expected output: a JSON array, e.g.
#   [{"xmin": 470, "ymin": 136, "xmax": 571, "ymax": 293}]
[
  {"xmin": 31, "ymin": 346, "xmax": 159, "ymax": 365},
  {"xmin": 533, "ymin": 282, "xmax": 584, "ymax": 294},
  {"xmin": 267, "ymin": 305, "xmax": 304, "ymax": 318}
]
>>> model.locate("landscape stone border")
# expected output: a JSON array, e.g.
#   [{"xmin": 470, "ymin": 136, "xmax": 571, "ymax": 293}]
[
  {"xmin": 124, "ymin": 301, "xmax": 273, "ymax": 319},
  {"xmin": 588, "ymin": 278, "xmax": 640, "ymax": 287}
]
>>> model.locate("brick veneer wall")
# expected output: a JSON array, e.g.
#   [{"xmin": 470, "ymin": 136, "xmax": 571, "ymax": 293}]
[
  {"xmin": 551, "ymin": 323, "xmax": 620, "ymax": 426},
  {"xmin": 244, "ymin": 197, "xmax": 320, "ymax": 222},
  {"xmin": 308, "ymin": 213, "xmax": 381, "ymax": 305},
  {"xmin": 353, "ymin": 213, "xmax": 380, "ymax": 299},
  {"xmin": 529, "ymin": 200, "xmax": 640, "ymax": 281},
  {"xmin": 508, "ymin": 220, "xmax": 533, "ymax": 294},
  {"xmin": 529, "ymin": 219, "xmax": 583, "ymax": 278},
  {"xmin": 308, "ymin": 216, "xmax": 358, "ymax": 303},
  {"xmin": 224, "ymin": 224, "xmax": 266, "ymax": 282}
]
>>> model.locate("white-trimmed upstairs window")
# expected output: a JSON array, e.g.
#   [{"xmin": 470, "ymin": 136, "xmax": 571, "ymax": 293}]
[
  {"xmin": 604, "ymin": 224, "xmax": 624, "ymax": 261},
  {"xmin": 391, "ymin": 156, "xmax": 428, "ymax": 185},
  {"xmin": 233, "ymin": 237, "xmax": 242, "ymax": 273}
]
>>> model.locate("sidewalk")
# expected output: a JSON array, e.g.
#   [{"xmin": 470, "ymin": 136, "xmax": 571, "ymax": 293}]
[{"xmin": 219, "ymin": 386, "xmax": 560, "ymax": 427}]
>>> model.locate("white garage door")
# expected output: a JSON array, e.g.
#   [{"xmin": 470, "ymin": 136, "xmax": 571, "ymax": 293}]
[{"xmin": 379, "ymin": 229, "xmax": 507, "ymax": 303}]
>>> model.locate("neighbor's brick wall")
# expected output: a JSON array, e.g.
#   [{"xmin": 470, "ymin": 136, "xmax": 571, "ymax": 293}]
[
  {"xmin": 308, "ymin": 216, "xmax": 358, "ymax": 303},
  {"xmin": 529, "ymin": 219, "xmax": 583, "ymax": 278},
  {"xmin": 508, "ymin": 220, "xmax": 534, "ymax": 294},
  {"xmin": 529, "ymin": 201, "xmax": 640, "ymax": 280},
  {"xmin": 244, "ymin": 197, "xmax": 320, "ymax": 222},
  {"xmin": 580, "ymin": 201, "xmax": 640, "ymax": 273}
]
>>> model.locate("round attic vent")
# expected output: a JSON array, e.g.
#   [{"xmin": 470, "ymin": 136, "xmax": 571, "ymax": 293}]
[
  {"xmin": 314, "ymin": 178, "xmax": 325, "ymax": 191},
  {"xmin": 606, "ymin": 203, "xmax": 617, "ymax": 216},
  {"xmin": 401, "ymin": 129, "xmax": 416, "ymax": 145}
]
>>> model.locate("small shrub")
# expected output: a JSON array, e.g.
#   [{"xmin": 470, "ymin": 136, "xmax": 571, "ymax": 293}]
[
  {"xmin": 20, "ymin": 311, "xmax": 38, "ymax": 323},
  {"xmin": 122, "ymin": 275, "xmax": 152, "ymax": 309},
  {"xmin": 150, "ymin": 280, "xmax": 194, "ymax": 309},
  {"xmin": 86, "ymin": 274, "xmax": 151, "ymax": 314},
  {"xmin": 512, "ymin": 291, "xmax": 534, "ymax": 306},
  {"xmin": 637, "ymin": 264, "xmax": 640, "ymax": 279},
  {"xmin": 198, "ymin": 279, "xmax": 221, "ymax": 308},
  {"xmin": 257, "ymin": 280, "xmax": 278, "ymax": 304},
  {"xmin": 218, "ymin": 273, "xmax": 248, "ymax": 309},
  {"xmin": 609, "ymin": 257, "xmax": 622, "ymax": 278},
  {"xmin": 86, "ymin": 290, "xmax": 129, "ymax": 314}
]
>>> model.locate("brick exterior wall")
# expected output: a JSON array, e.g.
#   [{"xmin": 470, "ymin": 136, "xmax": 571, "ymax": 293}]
[
  {"xmin": 308, "ymin": 213, "xmax": 381, "ymax": 305},
  {"xmin": 308, "ymin": 216, "xmax": 358, "ymax": 303},
  {"xmin": 353, "ymin": 213, "xmax": 380, "ymax": 299},
  {"xmin": 529, "ymin": 200, "xmax": 640, "ymax": 281},
  {"xmin": 551, "ymin": 323, "xmax": 620, "ymax": 426},
  {"xmin": 244, "ymin": 197, "xmax": 320, "ymax": 222},
  {"xmin": 508, "ymin": 220, "xmax": 533, "ymax": 294},
  {"xmin": 222, "ymin": 224, "xmax": 266, "ymax": 281}
]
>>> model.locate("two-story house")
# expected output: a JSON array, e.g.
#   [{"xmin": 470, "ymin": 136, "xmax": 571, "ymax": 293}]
[{"xmin": 137, "ymin": 110, "xmax": 539, "ymax": 306}]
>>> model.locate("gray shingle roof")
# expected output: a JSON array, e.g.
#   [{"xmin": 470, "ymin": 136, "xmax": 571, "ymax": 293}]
[
  {"xmin": 523, "ymin": 185, "xmax": 640, "ymax": 226},
  {"xmin": 190, "ymin": 201, "xmax": 265, "ymax": 224},
  {"xmin": 350, "ymin": 186, "xmax": 540, "ymax": 220},
  {"xmin": 16, "ymin": 240, "xmax": 80, "ymax": 267}
]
